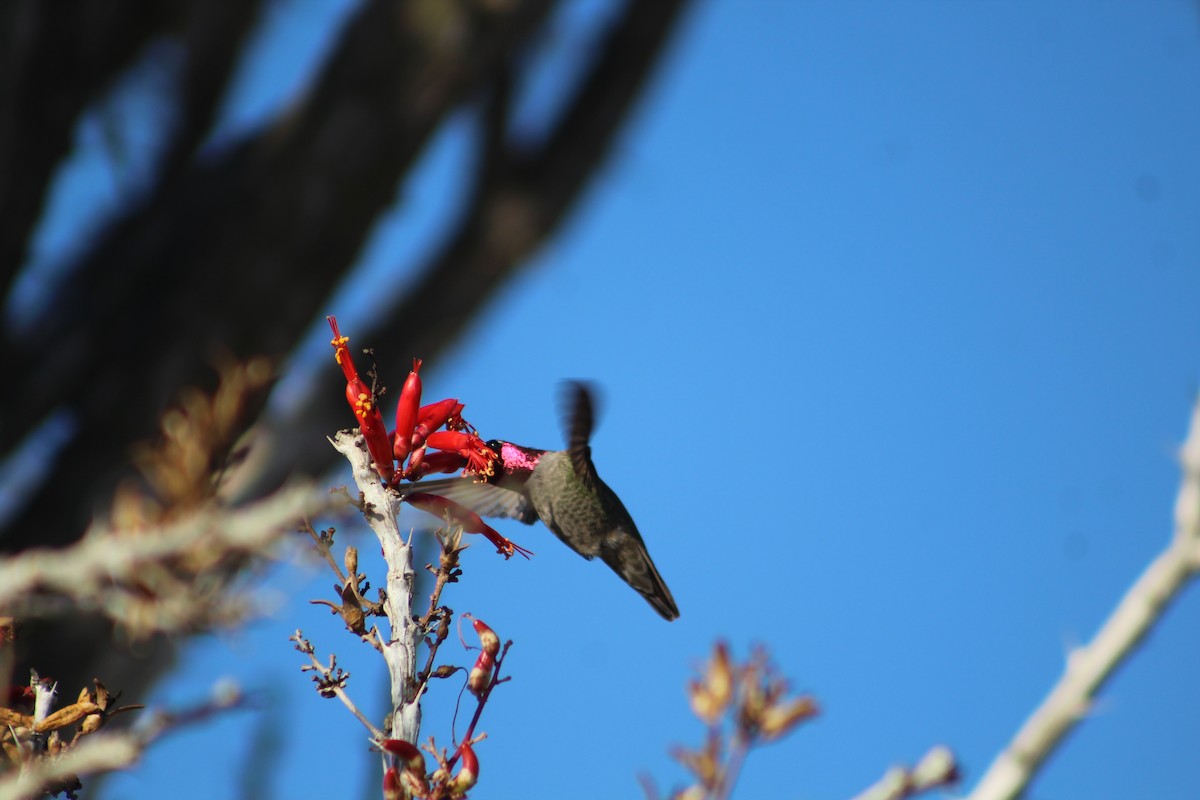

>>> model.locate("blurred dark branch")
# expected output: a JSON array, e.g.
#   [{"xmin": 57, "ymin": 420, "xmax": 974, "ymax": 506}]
[
  {"xmin": 157, "ymin": 2, "xmax": 265, "ymax": 183},
  {"xmin": 0, "ymin": 0, "xmax": 172, "ymax": 295}
]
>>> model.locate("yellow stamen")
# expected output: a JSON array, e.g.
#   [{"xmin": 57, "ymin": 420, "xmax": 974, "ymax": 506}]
[{"xmin": 354, "ymin": 393, "xmax": 374, "ymax": 415}]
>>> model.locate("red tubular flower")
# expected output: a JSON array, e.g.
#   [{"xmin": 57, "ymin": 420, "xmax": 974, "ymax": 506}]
[
  {"xmin": 393, "ymin": 359, "xmax": 423, "ymax": 463},
  {"xmin": 327, "ymin": 316, "xmax": 395, "ymax": 482},
  {"xmin": 329, "ymin": 315, "xmax": 533, "ymax": 564},
  {"xmin": 402, "ymin": 444, "xmax": 429, "ymax": 482},
  {"xmin": 444, "ymin": 401, "xmax": 468, "ymax": 431},
  {"xmin": 405, "ymin": 493, "xmax": 532, "ymax": 559},
  {"xmin": 465, "ymin": 617, "xmax": 499, "ymax": 696},
  {"xmin": 404, "ymin": 450, "xmax": 471, "ymax": 481},
  {"xmin": 425, "ymin": 431, "xmax": 497, "ymax": 477},
  {"xmin": 412, "ymin": 398, "xmax": 462, "ymax": 446}
]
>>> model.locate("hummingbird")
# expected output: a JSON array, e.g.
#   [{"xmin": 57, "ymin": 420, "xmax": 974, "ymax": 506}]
[{"xmin": 418, "ymin": 382, "xmax": 679, "ymax": 621}]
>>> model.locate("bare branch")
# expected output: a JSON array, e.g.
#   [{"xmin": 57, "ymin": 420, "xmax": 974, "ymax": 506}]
[
  {"xmin": 850, "ymin": 746, "xmax": 960, "ymax": 800},
  {"xmin": 0, "ymin": 483, "xmax": 327, "ymax": 635}
]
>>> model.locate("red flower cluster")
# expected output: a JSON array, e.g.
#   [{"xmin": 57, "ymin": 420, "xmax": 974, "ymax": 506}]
[{"xmin": 327, "ymin": 316, "xmax": 530, "ymax": 558}]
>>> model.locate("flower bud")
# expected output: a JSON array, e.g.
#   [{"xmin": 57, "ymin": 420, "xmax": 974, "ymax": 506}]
[
  {"xmin": 688, "ymin": 641, "xmax": 733, "ymax": 724},
  {"xmin": 468, "ymin": 651, "xmax": 494, "ymax": 697},
  {"xmin": 472, "ymin": 618, "xmax": 500, "ymax": 657},
  {"xmin": 759, "ymin": 696, "xmax": 818, "ymax": 740},
  {"xmin": 393, "ymin": 359, "xmax": 423, "ymax": 462}
]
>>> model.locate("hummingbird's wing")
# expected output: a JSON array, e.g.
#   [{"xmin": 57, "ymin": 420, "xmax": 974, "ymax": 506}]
[
  {"xmin": 562, "ymin": 381, "xmax": 599, "ymax": 493},
  {"xmin": 559, "ymin": 383, "xmax": 680, "ymax": 620},
  {"xmin": 405, "ymin": 477, "xmax": 538, "ymax": 524}
]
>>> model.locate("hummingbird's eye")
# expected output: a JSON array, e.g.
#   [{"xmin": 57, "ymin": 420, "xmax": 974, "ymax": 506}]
[{"xmin": 485, "ymin": 439, "xmax": 502, "ymax": 454}]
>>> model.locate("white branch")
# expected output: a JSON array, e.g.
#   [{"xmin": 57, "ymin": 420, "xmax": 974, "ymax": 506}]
[
  {"xmin": 967, "ymin": 398, "xmax": 1200, "ymax": 800},
  {"xmin": 329, "ymin": 431, "xmax": 422, "ymax": 743},
  {"xmin": 850, "ymin": 746, "xmax": 959, "ymax": 800},
  {"xmin": 0, "ymin": 484, "xmax": 327, "ymax": 633},
  {"xmin": 0, "ymin": 734, "xmax": 141, "ymax": 800}
]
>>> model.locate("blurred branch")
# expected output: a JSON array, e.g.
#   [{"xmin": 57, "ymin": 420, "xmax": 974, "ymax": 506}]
[
  {"xmin": 0, "ymin": 482, "xmax": 326, "ymax": 636},
  {"xmin": 157, "ymin": 3, "xmax": 265, "ymax": 182},
  {"xmin": 0, "ymin": 0, "xmax": 180, "ymax": 290},
  {"xmin": 0, "ymin": 681, "xmax": 243, "ymax": 800},
  {"xmin": 849, "ymin": 746, "xmax": 959, "ymax": 800},
  {"xmin": 653, "ymin": 642, "xmax": 819, "ymax": 800},
  {"xmin": 967, "ymin": 397, "xmax": 1200, "ymax": 800}
]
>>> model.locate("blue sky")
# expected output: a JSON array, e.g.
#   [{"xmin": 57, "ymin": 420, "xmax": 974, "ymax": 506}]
[{"xmin": 48, "ymin": 1, "xmax": 1200, "ymax": 798}]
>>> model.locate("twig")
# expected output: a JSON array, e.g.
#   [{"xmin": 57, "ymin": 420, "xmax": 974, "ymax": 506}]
[
  {"xmin": 291, "ymin": 631, "xmax": 384, "ymax": 740},
  {"xmin": 967, "ymin": 397, "xmax": 1200, "ymax": 800},
  {"xmin": 418, "ymin": 529, "xmax": 465, "ymax": 630},
  {"xmin": 413, "ymin": 529, "xmax": 466, "ymax": 691},
  {"xmin": 306, "ymin": 529, "xmax": 387, "ymax": 648},
  {"xmin": 850, "ymin": 746, "xmax": 959, "ymax": 800},
  {"xmin": 303, "ymin": 520, "xmax": 346, "ymax": 583}
]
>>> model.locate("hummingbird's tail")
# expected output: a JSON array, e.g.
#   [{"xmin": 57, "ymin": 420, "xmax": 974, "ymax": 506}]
[{"xmin": 599, "ymin": 544, "xmax": 680, "ymax": 621}]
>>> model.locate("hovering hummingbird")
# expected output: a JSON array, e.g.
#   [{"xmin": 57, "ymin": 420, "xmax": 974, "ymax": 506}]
[{"xmin": 418, "ymin": 382, "xmax": 679, "ymax": 621}]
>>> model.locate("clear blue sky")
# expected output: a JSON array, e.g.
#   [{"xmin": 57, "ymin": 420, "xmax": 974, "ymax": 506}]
[{"xmin": 60, "ymin": 1, "xmax": 1200, "ymax": 798}]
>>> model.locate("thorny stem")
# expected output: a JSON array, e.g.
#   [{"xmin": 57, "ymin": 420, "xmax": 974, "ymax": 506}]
[
  {"xmin": 329, "ymin": 430, "xmax": 422, "ymax": 742},
  {"xmin": 319, "ymin": 428, "xmax": 520, "ymax": 791}
]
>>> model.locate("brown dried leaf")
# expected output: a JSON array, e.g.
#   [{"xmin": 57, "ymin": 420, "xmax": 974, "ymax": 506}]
[{"xmin": 36, "ymin": 701, "xmax": 101, "ymax": 733}]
